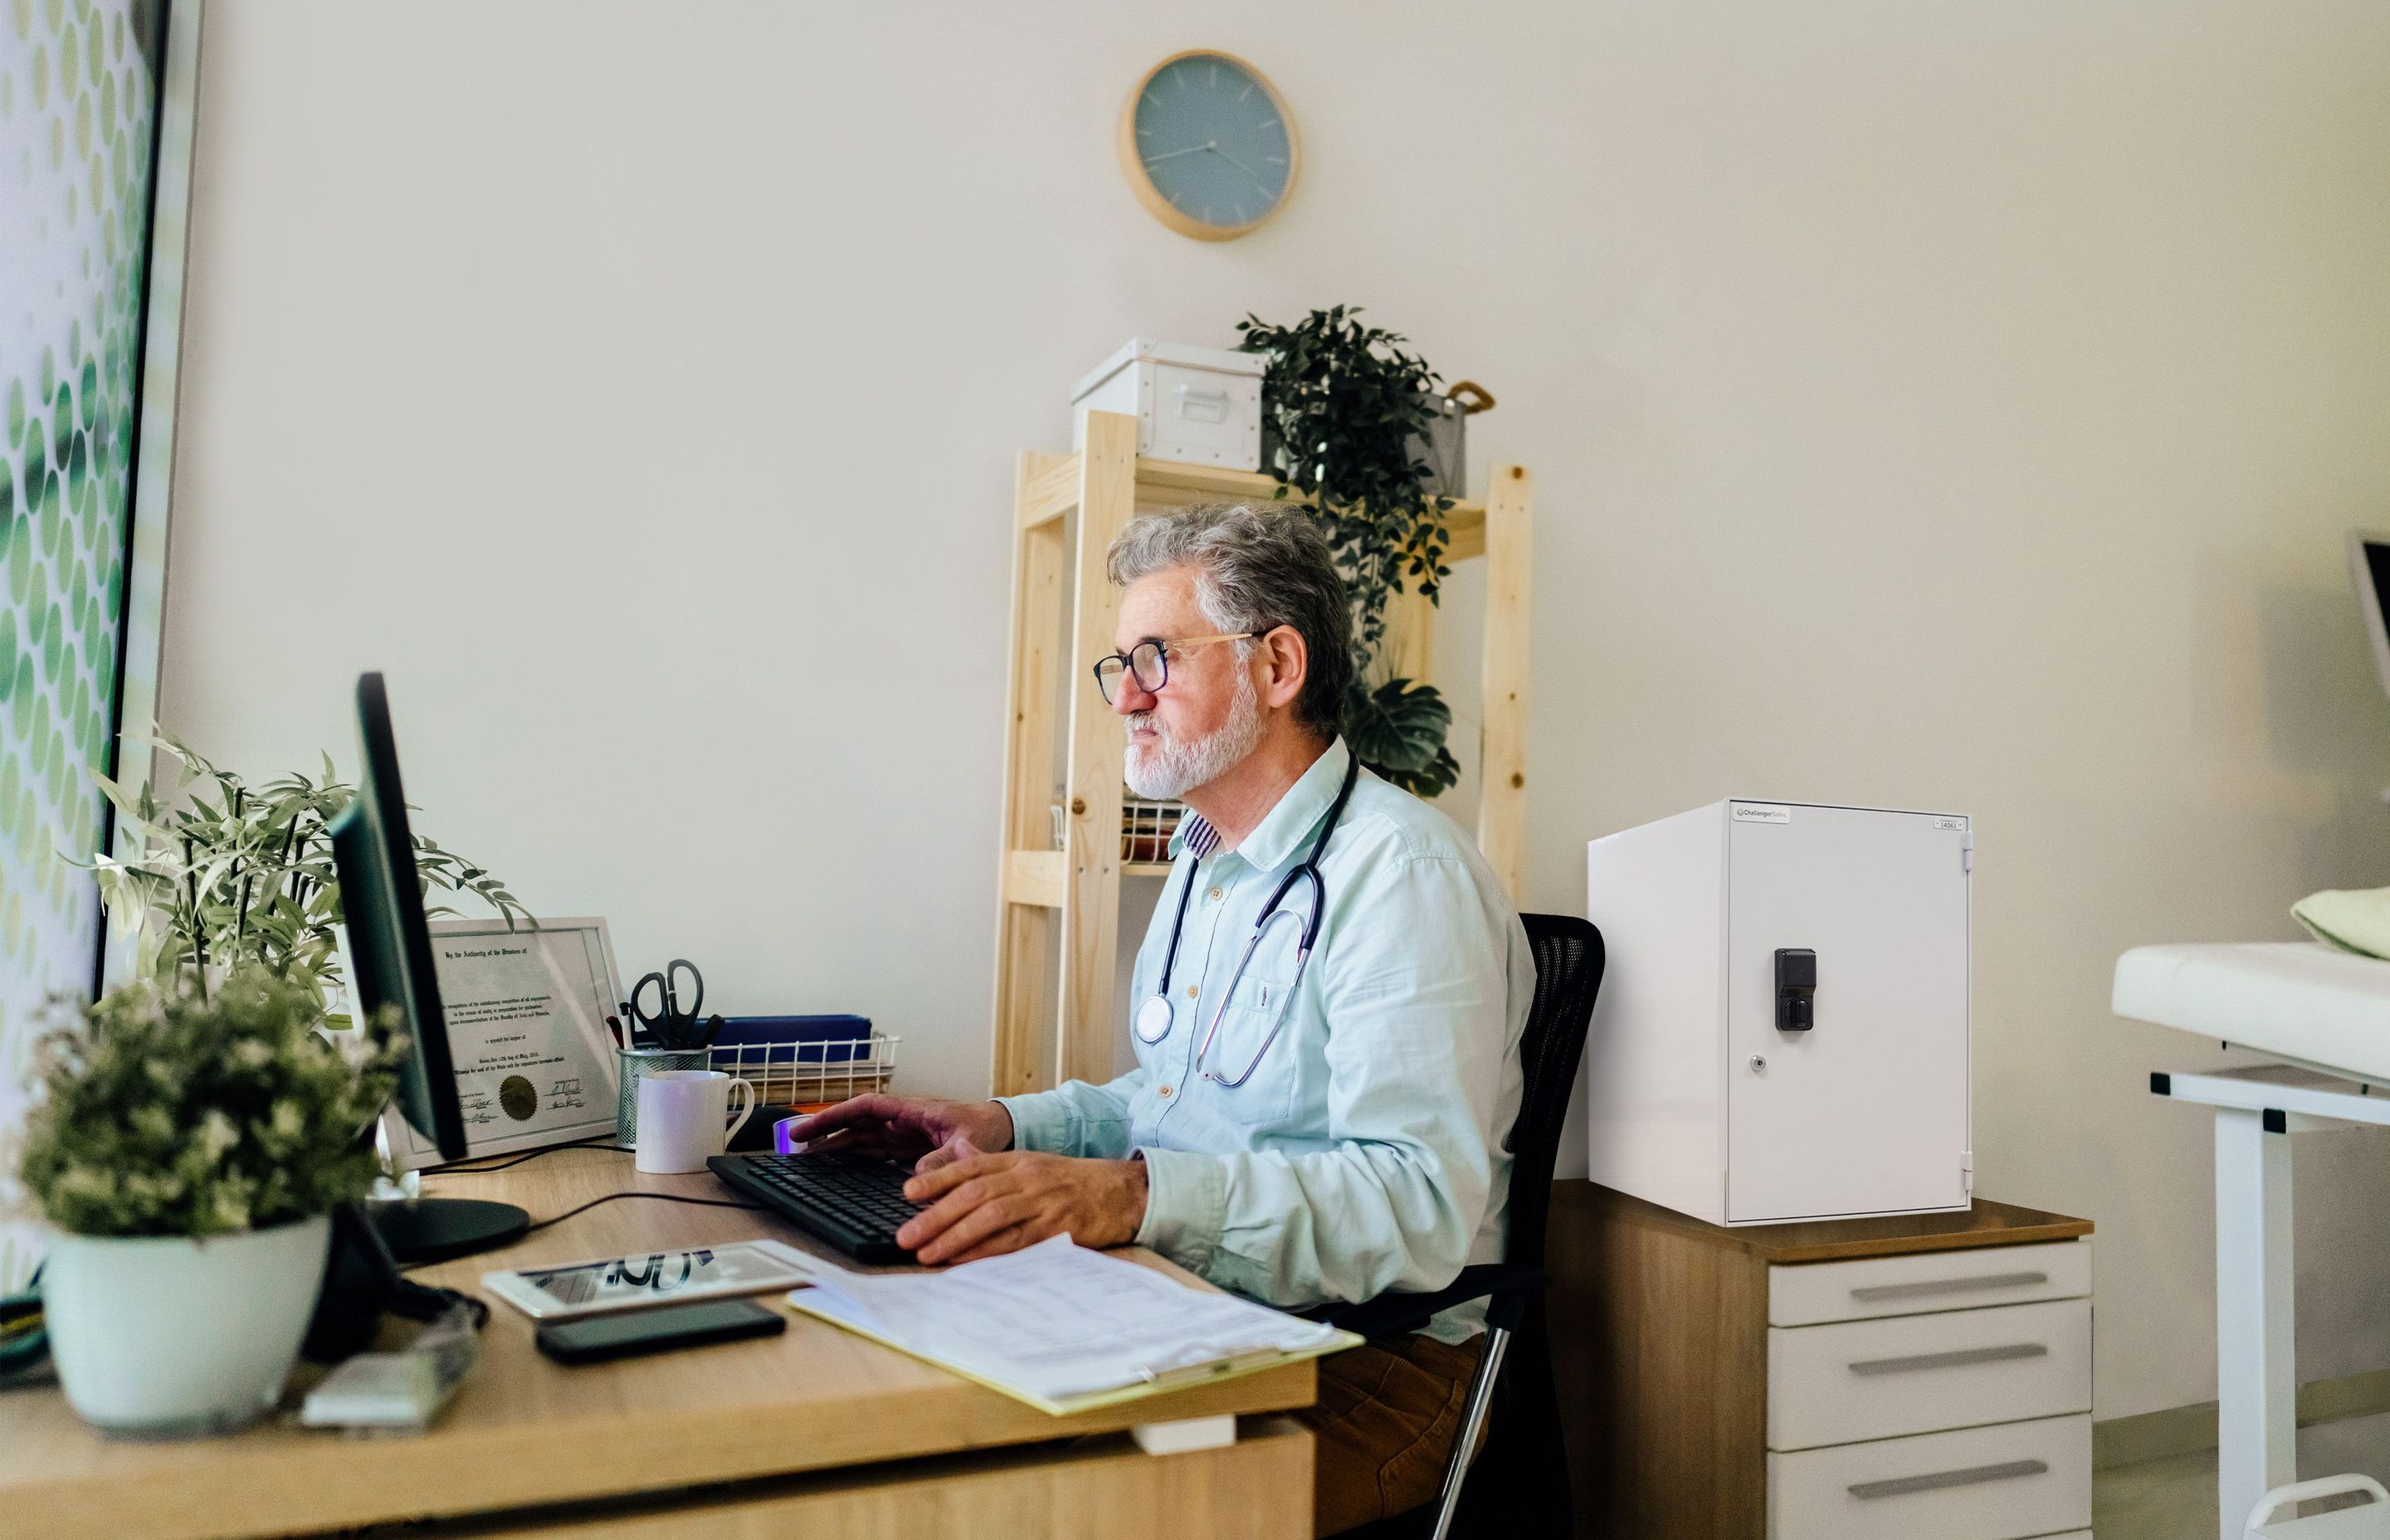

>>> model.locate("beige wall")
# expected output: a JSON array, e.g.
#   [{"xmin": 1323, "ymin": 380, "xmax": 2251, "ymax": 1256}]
[{"xmin": 163, "ymin": 2, "xmax": 2390, "ymax": 1420}]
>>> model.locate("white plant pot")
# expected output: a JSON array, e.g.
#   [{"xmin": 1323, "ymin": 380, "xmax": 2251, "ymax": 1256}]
[{"xmin": 42, "ymin": 1213, "xmax": 331, "ymax": 1437}]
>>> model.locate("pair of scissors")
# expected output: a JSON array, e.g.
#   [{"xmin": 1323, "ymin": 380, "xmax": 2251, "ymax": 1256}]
[{"xmin": 630, "ymin": 958, "xmax": 712, "ymax": 1050}]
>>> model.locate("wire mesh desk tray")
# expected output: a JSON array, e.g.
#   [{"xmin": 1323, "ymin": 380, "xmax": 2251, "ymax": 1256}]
[
  {"xmin": 708, "ymin": 1031, "xmax": 899, "ymax": 1109},
  {"xmin": 1121, "ymin": 795, "xmax": 1183, "ymax": 864}
]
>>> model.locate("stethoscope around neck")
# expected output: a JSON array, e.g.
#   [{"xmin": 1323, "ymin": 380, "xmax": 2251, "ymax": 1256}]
[{"xmin": 1132, "ymin": 754, "xmax": 1362, "ymax": 1088}]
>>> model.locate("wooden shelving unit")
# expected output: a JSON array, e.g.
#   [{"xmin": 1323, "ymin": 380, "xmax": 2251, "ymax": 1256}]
[{"xmin": 990, "ymin": 408, "xmax": 1534, "ymax": 1095}]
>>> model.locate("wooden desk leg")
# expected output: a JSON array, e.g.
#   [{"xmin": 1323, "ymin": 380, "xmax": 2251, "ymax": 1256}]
[
  {"xmin": 1132, "ymin": 1413, "xmax": 1237, "ymax": 1455},
  {"xmin": 2214, "ymin": 1105, "xmax": 2295, "ymax": 1540}
]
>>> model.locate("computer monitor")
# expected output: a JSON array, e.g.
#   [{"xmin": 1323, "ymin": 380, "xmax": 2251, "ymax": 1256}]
[
  {"xmin": 328, "ymin": 672, "xmax": 529, "ymax": 1263},
  {"xmin": 2349, "ymin": 531, "xmax": 2390, "ymax": 704}
]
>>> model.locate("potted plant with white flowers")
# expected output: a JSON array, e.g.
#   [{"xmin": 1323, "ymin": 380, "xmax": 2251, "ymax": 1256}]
[{"xmin": 17, "ymin": 969, "xmax": 404, "ymax": 1434}]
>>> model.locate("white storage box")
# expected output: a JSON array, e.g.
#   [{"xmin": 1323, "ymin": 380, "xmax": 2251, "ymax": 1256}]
[
  {"xmin": 1070, "ymin": 339, "xmax": 1264, "ymax": 471},
  {"xmin": 1584, "ymin": 799, "xmax": 1973, "ymax": 1226}
]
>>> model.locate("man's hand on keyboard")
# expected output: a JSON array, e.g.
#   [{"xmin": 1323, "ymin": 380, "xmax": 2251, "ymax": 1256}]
[
  {"xmin": 895, "ymin": 1152, "xmax": 1149, "ymax": 1266},
  {"xmin": 788, "ymin": 1094, "xmax": 1015, "ymax": 1167},
  {"xmin": 913, "ymin": 1131, "xmax": 986, "ymax": 1176}
]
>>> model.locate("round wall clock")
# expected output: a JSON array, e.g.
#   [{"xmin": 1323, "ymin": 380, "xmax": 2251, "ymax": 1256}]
[{"xmin": 1117, "ymin": 51, "xmax": 1299, "ymax": 241}]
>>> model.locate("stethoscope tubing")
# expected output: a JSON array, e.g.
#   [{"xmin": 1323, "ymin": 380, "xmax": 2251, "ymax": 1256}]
[
  {"xmin": 1193, "ymin": 885, "xmax": 1318, "ymax": 1087},
  {"xmin": 1134, "ymin": 755, "xmax": 1362, "ymax": 1084}
]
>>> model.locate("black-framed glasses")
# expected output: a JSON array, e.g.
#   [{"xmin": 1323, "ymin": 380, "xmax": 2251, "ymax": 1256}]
[{"xmin": 1091, "ymin": 633, "xmax": 1255, "ymax": 704}]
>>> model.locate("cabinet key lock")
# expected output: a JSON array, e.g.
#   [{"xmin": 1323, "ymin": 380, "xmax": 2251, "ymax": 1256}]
[{"xmin": 1775, "ymin": 948, "xmax": 1817, "ymax": 1032}]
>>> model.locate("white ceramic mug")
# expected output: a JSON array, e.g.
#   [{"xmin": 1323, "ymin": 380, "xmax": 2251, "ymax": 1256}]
[{"xmin": 635, "ymin": 1070, "xmax": 758, "ymax": 1174}]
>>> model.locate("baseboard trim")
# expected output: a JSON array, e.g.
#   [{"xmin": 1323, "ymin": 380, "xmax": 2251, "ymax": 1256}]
[
  {"xmin": 2095, "ymin": 1367, "xmax": 2390, "ymax": 1469},
  {"xmin": 2095, "ymin": 1402, "xmax": 2220, "ymax": 1470}
]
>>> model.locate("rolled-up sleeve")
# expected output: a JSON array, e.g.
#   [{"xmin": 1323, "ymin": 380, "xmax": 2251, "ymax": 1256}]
[{"xmin": 1133, "ymin": 850, "xmax": 1513, "ymax": 1310}]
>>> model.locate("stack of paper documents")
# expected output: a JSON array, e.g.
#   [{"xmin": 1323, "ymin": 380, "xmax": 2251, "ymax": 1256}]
[{"xmin": 788, "ymin": 1235, "xmax": 1359, "ymax": 1414}]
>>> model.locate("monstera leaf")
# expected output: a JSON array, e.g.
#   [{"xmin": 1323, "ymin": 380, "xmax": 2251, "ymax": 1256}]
[{"xmin": 1344, "ymin": 676, "xmax": 1461, "ymax": 798}]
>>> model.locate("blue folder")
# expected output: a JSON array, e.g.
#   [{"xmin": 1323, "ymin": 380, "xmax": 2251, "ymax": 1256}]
[{"xmin": 708, "ymin": 1014, "xmax": 874, "ymax": 1065}]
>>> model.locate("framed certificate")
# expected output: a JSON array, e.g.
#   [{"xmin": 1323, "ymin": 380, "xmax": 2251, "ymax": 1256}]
[{"xmin": 377, "ymin": 915, "xmax": 627, "ymax": 1171}]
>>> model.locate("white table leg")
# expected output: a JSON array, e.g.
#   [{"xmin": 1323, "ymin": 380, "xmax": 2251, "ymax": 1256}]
[{"xmin": 2216, "ymin": 1105, "xmax": 2295, "ymax": 1540}]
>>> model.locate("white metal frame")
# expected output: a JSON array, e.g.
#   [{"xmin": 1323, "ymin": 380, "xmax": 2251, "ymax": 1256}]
[
  {"xmin": 101, "ymin": 0, "xmax": 207, "ymax": 993},
  {"xmin": 2248, "ymin": 1475, "xmax": 2390, "ymax": 1538},
  {"xmin": 2151, "ymin": 1063, "xmax": 2390, "ymax": 1540}
]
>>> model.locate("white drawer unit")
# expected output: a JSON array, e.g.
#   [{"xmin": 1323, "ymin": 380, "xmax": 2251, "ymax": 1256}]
[
  {"xmin": 1768, "ymin": 1411, "xmax": 2092, "ymax": 1540},
  {"xmin": 1771, "ymin": 1239, "xmax": 2093, "ymax": 1326},
  {"xmin": 1769, "ymin": 1296, "xmax": 2091, "ymax": 1450}
]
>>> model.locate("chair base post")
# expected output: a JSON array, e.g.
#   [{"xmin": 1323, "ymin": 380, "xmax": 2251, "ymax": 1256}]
[{"xmin": 1428, "ymin": 1325, "xmax": 1510, "ymax": 1540}]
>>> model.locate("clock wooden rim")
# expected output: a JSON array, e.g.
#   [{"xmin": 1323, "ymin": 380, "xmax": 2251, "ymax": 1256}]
[{"xmin": 1115, "ymin": 48, "xmax": 1300, "ymax": 243}]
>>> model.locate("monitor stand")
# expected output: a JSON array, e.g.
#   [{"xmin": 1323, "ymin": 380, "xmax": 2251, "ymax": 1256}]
[{"xmin": 367, "ymin": 1196, "xmax": 530, "ymax": 1265}]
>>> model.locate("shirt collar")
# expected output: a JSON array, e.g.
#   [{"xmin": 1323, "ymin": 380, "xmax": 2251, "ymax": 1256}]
[{"xmin": 1167, "ymin": 738, "xmax": 1353, "ymax": 872}]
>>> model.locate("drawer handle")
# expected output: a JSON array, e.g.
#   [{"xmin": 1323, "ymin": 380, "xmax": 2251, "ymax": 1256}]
[
  {"xmin": 1173, "ymin": 385, "xmax": 1231, "ymax": 424},
  {"xmin": 1849, "ymin": 1342, "xmax": 2048, "ymax": 1376},
  {"xmin": 1849, "ymin": 1458, "xmax": 2050, "ymax": 1501},
  {"xmin": 1850, "ymin": 1270, "xmax": 2048, "ymax": 1304}
]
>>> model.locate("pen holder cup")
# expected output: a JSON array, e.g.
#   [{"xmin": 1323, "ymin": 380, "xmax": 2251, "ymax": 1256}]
[{"xmin": 615, "ymin": 1048, "xmax": 711, "ymax": 1145}]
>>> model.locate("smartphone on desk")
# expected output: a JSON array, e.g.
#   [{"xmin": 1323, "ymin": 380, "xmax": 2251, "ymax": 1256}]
[{"xmin": 534, "ymin": 1298, "xmax": 786, "ymax": 1365}]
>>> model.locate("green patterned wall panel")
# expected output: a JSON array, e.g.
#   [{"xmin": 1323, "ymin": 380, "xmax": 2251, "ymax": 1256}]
[{"xmin": 0, "ymin": 0, "xmax": 161, "ymax": 1291}]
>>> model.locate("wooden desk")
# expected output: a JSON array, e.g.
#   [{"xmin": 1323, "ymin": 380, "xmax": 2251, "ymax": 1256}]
[{"xmin": 0, "ymin": 1149, "xmax": 1315, "ymax": 1539}]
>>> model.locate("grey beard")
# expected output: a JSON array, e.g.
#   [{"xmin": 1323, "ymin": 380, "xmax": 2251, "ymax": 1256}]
[{"xmin": 1123, "ymin": 668, "xmax": 1263, "ymax": 801}]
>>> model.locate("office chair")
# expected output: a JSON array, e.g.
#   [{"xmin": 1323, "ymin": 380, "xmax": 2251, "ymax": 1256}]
[{"xmin": 1318, "ymin": 913, "xmax": 1605, "ymax": 1540}]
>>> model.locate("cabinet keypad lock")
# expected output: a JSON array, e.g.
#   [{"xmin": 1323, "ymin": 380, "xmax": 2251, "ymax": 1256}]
[{"xmin": 1776, "ymin": 948, "xmax": 1817, "ymax": 1032}]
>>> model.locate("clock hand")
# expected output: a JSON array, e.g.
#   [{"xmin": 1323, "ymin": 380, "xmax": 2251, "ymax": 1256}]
[
  {"xmin": 1204, "ymin": 143, "xmax": 1277, "ymax": 198},
  {"xmin": 1143, "ymin": 141, "xmax": 1216, "ymax": 168},
  {"xmin": 1207, "ymin": 144, "xmax": 1261, "ymax": 178}
]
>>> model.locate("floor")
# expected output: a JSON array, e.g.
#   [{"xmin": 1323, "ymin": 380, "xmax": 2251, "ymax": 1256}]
[
  {"xmin": 2093, "ymin": 1413, "xmax": 2390, "ymax": 1538},
  {"xmin": 2095, "ymin": 1449, "xmax": 2221, "ymax": 1539}
]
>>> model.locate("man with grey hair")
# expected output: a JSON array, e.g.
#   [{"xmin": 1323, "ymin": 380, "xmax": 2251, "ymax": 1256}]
[{"xmin": 795, "ymin": 502, "xmax": 1531, "ymax": 1536}]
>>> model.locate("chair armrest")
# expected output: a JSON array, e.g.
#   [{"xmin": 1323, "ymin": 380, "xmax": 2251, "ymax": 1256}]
[{"xmin": 1309, "ymin": 1265, "xmax": 1544, "ymax": 1340}]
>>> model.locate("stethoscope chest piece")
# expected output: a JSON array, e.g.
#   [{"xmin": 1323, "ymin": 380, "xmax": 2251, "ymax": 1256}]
[
  {"xmin": 1134, "ymin": 753, "xmax": 1363, "ymax": 1076},
  {"xmin": 1134, "ymin": 993, "xmax": 1174, "ymax": 1045}
]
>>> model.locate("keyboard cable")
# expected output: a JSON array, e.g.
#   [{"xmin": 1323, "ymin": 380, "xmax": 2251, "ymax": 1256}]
[
  {"xmin": 397, "ymin": 1192, "xmax": 766, "ymax": 1273},
  {"xmin": 524, "ymin": 1192, "xmax": 768, "ymax": 1237}
]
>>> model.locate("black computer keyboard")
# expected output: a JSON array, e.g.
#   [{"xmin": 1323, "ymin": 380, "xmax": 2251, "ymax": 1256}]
[{"xmin": 706, "ymin": 1150, "xmax": 928, "ymax": 1264}]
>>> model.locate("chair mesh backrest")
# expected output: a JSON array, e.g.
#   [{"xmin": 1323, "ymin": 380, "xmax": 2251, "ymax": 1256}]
[{"xmin": 1503, "ymin": 914, "xmax": 1605, "ymax": 1271}]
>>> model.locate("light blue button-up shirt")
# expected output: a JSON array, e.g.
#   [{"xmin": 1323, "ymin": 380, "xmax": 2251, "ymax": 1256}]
[{"xmin": 997, "ymin": 738, "xmax": 1532, "ymax": 1343}]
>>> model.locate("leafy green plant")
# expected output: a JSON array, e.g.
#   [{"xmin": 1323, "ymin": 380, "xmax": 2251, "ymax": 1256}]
[
  {"xmin": 1236, "ymin": 305, "xmax": 1461, "ymax": 796},
  {"xmin": 85, "ymin": 731, "xmax": 525, "ymax": 1010},
  {"xmin": 14, "ymin": 968, "xmax": 405, "ymax": 1237}
]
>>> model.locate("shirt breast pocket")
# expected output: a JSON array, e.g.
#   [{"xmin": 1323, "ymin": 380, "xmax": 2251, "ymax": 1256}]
[{"xmin": 1197, "ymin": 970, "xmax": 1300, "ymax": 1126}]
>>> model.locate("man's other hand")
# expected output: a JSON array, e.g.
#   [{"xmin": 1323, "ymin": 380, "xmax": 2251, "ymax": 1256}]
[
  {"xmin": 785, "ymin": 1094, "xmax": 1014, "ymax": 1168},
  {"xmin": 896, "ymin": 1152, "xmax": 1149, "ymax": 1266}
]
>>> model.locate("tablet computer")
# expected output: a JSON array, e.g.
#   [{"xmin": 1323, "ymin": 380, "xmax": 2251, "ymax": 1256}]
[{"xmin": 483, "ymin": 1239, "xmax": 820, "ymax": 1321}]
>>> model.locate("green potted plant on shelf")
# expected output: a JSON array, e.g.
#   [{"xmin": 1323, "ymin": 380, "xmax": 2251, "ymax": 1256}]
[
  {"xmin": 5, "ymin": 730, "xmax": 522, "ymax": 1435},
  {"xmin": 1236, "ymin": 305, "xmax": 1475, "ymax": 797}
]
